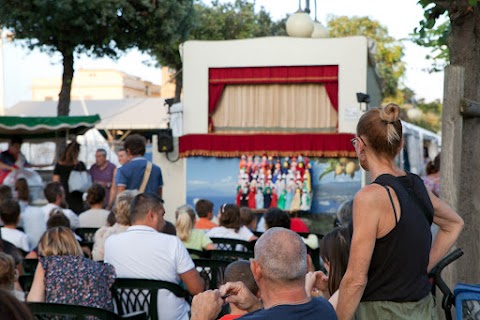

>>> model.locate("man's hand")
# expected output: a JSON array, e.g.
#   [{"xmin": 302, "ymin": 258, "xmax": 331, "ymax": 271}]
[
  {"xmin": 191, "ymin": 290, "xmax": 223, "ymax": 320},
  {"xmin": 219, "ymin": 281, "xmax": 262, "ymax": 313}
]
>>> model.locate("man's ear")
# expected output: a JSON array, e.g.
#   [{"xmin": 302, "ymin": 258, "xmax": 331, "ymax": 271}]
[
  {"xmin": 250, "ymin": 259, "xmax": 262, "ymax": 283},
  {"xmin": 306, "ymin": 254, "xmax": 315, "ymax": 273}
]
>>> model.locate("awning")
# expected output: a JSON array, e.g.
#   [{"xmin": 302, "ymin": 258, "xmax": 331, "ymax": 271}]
[
  {"xmin": 179, "ymin": 133, "xmax": 356, "ymax": 158},
  {"xmin": 0, "ymin": 115, "xmax": 101, "ymax": 141}
]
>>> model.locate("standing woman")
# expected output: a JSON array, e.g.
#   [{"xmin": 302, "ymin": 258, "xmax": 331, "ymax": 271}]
[
  {"xmin": 336, "ymin": 103, "xmax": 463, "ymax": 319},
  {"xmin": 53, "ymin": 141, "xmax": 87, "ymax": 214}
]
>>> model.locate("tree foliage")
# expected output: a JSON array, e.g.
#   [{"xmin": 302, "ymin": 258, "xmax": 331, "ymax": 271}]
[
  {"xmin": 0, "ymin": 0, "xmax": 193, "ymax": 115},
  {"xmin": 327, "ymin": 15, "xmax": 406, "ymax": 101},
  {"xmin": 153, "ymin": 0, "xmax": 286, "ymax": 101}
]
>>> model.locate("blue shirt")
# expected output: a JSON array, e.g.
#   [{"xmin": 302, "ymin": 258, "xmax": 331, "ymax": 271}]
[
  {"xmin": 116, "ymin": 157, "xmax": 163, "ymax": 194},
  {"xmin": 239, "ymin": 297, "xmax": 337, "ymax": 320}
]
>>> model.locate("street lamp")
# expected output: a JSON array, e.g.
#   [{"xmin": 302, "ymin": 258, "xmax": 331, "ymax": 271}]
[
  {"xmin": 311, "ymin": 0, "xmax": 329, "ymax": 38},
  {"xmin": 0, "ymin": 29, "xmax": 14, "ymax": 116},
  {"xmin": 407, "ymin": 108, "xmax": 423, "ymax": 121},
  {"xmin": 286, "ymin": 0, "xmax": 314, "ymax": 38}
]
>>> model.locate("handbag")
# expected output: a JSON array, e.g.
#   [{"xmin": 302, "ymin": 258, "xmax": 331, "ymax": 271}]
[{"xmin": 68, "ymin": 164, "xmax": 92, "ymax": 193}]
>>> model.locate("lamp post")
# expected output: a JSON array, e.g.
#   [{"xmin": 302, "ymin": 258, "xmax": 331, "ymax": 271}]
[
  {"xmin": 0, "ymin": 29, "xmax": 14, "ymax": 116},
  {"xmin": 286, "ymin": 0, "xmax": 314, "ymax": 37},
  {"xmin": 407, "ymin": 99, "xmax": 423, "ymax": 122},
  {"xmin": 311, "ymin": 0, "xmax": 329, "ymax": 38}
]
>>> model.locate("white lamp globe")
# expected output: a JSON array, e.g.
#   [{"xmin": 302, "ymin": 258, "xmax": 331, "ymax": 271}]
[
  {"xmin": 407, "ymin": 108, "xmax": 423, "ymax": 121},
  {"xmin": 286, "ymin": 12, "xmax": 314, "ymax": 38},
  {"xmin": 311, "ymin": 21, "xmax": 329, "ymax": 38}
]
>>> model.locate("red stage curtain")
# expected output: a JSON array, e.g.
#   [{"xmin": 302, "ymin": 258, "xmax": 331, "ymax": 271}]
[
  {"xmin": 179, "ymin": 133, "xmax": 355, "ymax": 158},
  {"xmin": 208, "ymin": 66, "xmax": 339, "ymax": 132}
]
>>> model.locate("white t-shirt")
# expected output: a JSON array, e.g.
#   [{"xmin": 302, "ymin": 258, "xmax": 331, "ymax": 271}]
[
  {"xmin": 104, "ymin": 225, "xmax": 194, "ymax": 320},
  {"xmin": 1, "ymin": 227, "xmax": 30, "ymax": 252},
  {"xmin": 206, "ymin": 225, "xmax": 254, "ymax": 242},
  {"xmin": 41, "ymin": 203, "xmax": 80, "ymax": 230},
  {"xmin": 20, "ymin": 205, "xmax": 46, "ymax": 248},
  {"xmin": 79, "ymin": 208, "xmax": 110, "ymax": 228}
]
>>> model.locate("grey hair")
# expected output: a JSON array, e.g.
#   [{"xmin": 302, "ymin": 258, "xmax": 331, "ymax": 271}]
[
  {"xmin": 254, "ymin": 227, "xmax": 307, "ymax": 283},
  {"xmin": 336, "ymin": 199, "xmax": 353, "ymax": 227}
]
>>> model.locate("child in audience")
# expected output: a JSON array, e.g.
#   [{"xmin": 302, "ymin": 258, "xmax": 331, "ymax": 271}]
[
  {"xmin": 27, "ymin": 226, "xmax": 116, "ymax": 310},
  {"xmin": 14, "ymin": 178, "xmax": 30, "ymax": 213},
  {"xmin": 175, "ymin": 204, "xmax": 214, "ymax": 251},
  {"xmin": 219, "ymin": 260, "xmax": 260, "ymax": 320},
  {"xmin": 239, "ymin": 207, "xmax": 257, "ymax": 231},
  {"xmin": 194, "ymin": 199, "xmax": 218, "ymax": 230},
  {"xmin": 0, "ymin": 199, "xmax": 30, "ymax": 252},
  {"xmin": 0, "ymin": 252, "xmax": 24, "ymax": 301},
  {"xmin": 207, "ymin": 204, "xmax": 257, "ymax": 243}
]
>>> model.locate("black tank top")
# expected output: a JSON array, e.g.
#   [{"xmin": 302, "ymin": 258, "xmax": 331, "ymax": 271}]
[{"xmin": 361, "ymin": 172, "xmax": 433, "ymax": 302}]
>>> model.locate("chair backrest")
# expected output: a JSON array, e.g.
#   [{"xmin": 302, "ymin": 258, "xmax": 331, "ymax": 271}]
[
  {"xmin": 75, "ymin": 228, "xmax": 99, "ymax": 243},
  {"xmin": 209, "ymin": 250, "xmax": 254, "ymax": 261},
  {"xmin": 187, "ymin": 248, "xmax": 211, "ymax": 259},
  {"xmin": 210, "ymin": 237, "xmax": 254, "ymax": 252},
  {"xmin": 28, "ymin": 302, "xmax": 146, "ymax": 320},
  {"xmin": 193, "ymin": 258, "xmax": 231, "ymax": 290},
  {"xmin": 19, "ymin": 274, "xmax": 34, "ymax": 294},
  {"xmin": 111, "ymin": 278, "xmax": 189, "ymax": 320},
  {"xmin": 23, "ymin": 258, "xmax": 39, "ymax": 275}
]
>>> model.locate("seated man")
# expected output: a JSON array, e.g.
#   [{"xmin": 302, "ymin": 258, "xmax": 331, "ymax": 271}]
[
  {"xmin": 191, "ymin": 227, "xmax": 337, "ymax": 320},
  {"xmin": 41, "ymin": 182, "xmax": 80, "ymax": 230},
  {"xmin": 104, "ymin": 193, "xmax": 204, "ymax": 320},
  {"xmin": 0, "ymin": 199, "xmax": 30, "ymax": 252}
]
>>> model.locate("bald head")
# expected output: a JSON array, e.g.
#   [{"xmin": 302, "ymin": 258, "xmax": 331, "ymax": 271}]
[{"xmin": 254, "ymin": 227, "xmax": 307, "ymax": 283}]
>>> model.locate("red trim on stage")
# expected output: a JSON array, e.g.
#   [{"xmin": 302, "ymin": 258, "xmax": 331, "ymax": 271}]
[{"xmin": 179, "ymin": 133, "xmax": 356, "ymax": 158}]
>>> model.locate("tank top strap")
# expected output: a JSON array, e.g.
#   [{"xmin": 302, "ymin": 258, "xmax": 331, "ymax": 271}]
[{"xmin": 375, "ymin": 184, "xmax": 399, "ymax": 225}]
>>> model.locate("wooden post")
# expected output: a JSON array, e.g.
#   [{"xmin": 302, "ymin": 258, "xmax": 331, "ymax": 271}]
[{"xmin": 441, "ymin": 66, "xmax": 480, "ymax": 316}]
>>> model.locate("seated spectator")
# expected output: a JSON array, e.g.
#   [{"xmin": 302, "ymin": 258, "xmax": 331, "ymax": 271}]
[
  {"xmin": 190, "ymin": 228, "xmax": 337, "ymax": 320},
  {"xmin": 0, "ymin": 185, "xmax": 12, "ymax": 225},
  {"xmin": 207, "ymin": 204, "xmax": 257, "ymax": 243},
  {"xmin": 104, "ymin": 193, "xmax": 204, "ymax": 320},
  {"xmin": 14, "ymin": 178, "xmax": 30, "ymax": 213},
  {"xmin": 0, "ymin": 288, "xmax": 34, "ymax": 320},
  {"xmin": 162, "ymin": 220, "xmax": 177, "ymax": 236},
  {"xmin": 41, "ymin": 182, "xmax": 79, "ymax": 230},
  {"xmin": 0, "ymin": 199, "xmax": 30, "ymax": 252},
  {"xmin": 335, "ymin": 200, "xmax": 353, "ymax": 228},
  {"xmin": 176, "ymin": 204, "xmax": 215, "ymax": 252},
  {"xmin": 289, "ymin": 211, "xmax": 309, "ymax": 233},
  {"xmin": 27, "ymin": 226, "xmax": 116, "ymax": 311},
  {"xmin": 79, "ymin": 183, "xmax": 110, "ymax": 228},
  {"xmin": 194, "ymin": 199, "xmax": 218, "ymax": 230},
  {"xmin": 240, "ymin": 207, "xmax": 257, "ymax": 231},
  {"xmin": 91, "ymin": 190, "xmax": 137, "ymax": 261},
  {"xmin": 264, "ymin": 208, "xmax": 318, "ymax": 250},
  {"xmin": 0, "ymin": 252, "xmax": 24, "ymax": 301},
  {"xmin": 219, "ymin": 260, "xmax": 260, "ymax": 320}
]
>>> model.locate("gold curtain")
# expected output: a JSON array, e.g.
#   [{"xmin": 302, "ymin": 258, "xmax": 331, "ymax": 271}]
[{"xmin": 212, "ymin": 83, "xmax": 337, "ymax": 133}]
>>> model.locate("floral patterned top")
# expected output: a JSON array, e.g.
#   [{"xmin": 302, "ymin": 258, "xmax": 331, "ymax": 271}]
[{"xmin": 40, "ymin": 255, "xmax": 116, "ymax": 311}]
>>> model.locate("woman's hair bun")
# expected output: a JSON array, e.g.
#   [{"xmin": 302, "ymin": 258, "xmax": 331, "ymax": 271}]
[{"xmin": 379, "ymin": 103, "xmax": 400, "ymax": 124}]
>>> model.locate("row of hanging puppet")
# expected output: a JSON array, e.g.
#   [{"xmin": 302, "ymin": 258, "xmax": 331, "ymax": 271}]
[{"xmin": 236, "ymin": 155, "xmax": 313, "ymax": 210}]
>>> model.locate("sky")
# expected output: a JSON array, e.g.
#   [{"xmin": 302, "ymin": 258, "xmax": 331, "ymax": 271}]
[{"xmin": 0, "ymin": 0, "xmax": 444, "ymax": 109}]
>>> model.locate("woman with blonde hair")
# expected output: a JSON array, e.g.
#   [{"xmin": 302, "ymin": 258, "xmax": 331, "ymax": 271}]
[
  {"xmin": 91, "ymin": 190, "xmax": 138, "ymax": 261},
  {"xmin": 175, "ymin": 204, "xmax": 215, "ymax": 251},
  {"xmin": 335, "ymin": 103, "xmax": 463, "ymax": 319},
  {"xmin": 27, "ymin": 226, "xmax": 115, "ymax": 310},
  {"xmin": 52, "ymin": 141, "xmax": 88, "ymax": 214}
]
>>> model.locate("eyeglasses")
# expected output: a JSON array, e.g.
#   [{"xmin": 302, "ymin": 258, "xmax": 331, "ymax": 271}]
[{"xmin": 350, "ymin": 136, "xmax": 367, "ymax": 148}]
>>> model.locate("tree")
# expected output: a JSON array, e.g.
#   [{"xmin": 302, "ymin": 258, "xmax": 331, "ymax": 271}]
[
  {"xmin": 416, "ymin": 0, "xmax": 480, "ymax": 284},
  {"xmin": 327, "ymin": 15, "xmax": 406, "ymax": 102},
  {"xmin": 0, "ymin": 0, "xmax": 193, "ymax": 116},
  {"xmin": 154, "ymin": 0, "xmax": 285, "ymax": 102}
]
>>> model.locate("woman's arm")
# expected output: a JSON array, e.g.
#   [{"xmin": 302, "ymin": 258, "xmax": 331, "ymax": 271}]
[
  {"xmin": 427, "ymin": 190, "xmax": 464, "ymax": 271},
  {"xmin": 336, "ymin": 186, "xmax": 382, "ymax": 320},
  {"xmin": 108, "ymin": 168, "xmax": 118, "ymax": 210},
  {"xmin": 27, "ymin": 263, "xmax": 46, "ymax": 302}
]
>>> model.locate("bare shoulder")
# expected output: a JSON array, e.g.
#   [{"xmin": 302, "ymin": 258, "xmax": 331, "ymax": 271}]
[{"xmin": 354, "ymin": 184, "xmax": 385, "ymax": 203}]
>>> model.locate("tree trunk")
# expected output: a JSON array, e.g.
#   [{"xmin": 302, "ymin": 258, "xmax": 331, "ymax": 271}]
[
  {"xmin": 174, "ymin": 63, "xmax": 182, "ymax": 103},
  {"xmin": 445, "ymin": 3, "xmax": 480, "ymax": 284},
  {"xmin": 57, "ymin": 48, "xmax": 74, "ymax": 116}
]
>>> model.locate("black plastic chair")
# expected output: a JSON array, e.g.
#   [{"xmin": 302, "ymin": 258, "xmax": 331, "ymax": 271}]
[
  {"xmin": 111, "ymin": 278, "xmax": 189, "ymax": 320},
  {"xmin": 28, "ymin": 302, "xmax": 146, "ymax": 319},
  {"xmin": 210, "ymin": 237, "xmax": 254, "ymax": 252},
  {"xmin": 19, "ymin": 274, "xmax": 34, "ymax": 293},
  {"xmin": 193, "ymin": 258, "xmax": 231, "ymax": 290},
  {"xmin": 23, "ymin": 258, "xmax": 39, "ymax": 275},
  {"xmin": 187, "ymin": 248, "xmax": 211, "ymax": 259},
  {"xmin": 76, "ymin": 227, "xmax": 99, "ymax": 252},
  {"xmin": 209, "ymin": 249, "xmax": 253, "ymax": 261}
]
